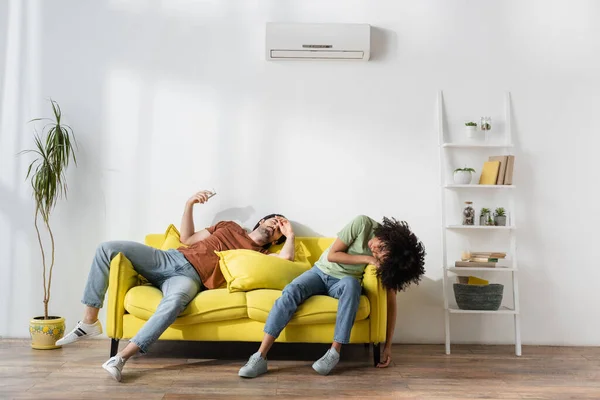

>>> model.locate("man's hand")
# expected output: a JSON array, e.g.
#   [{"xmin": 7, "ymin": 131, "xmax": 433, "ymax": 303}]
[
  {"xmin": 274, "ymin": 217, "xmax": 295, "ymax": 260},
  {"xmin": 187, "ymin": 190, "xmax": 214, "ymax": 206},
  {"xmin": 377, "ymin": 346, "xmax": 392, "ymax": 368},
  {"xmin": 181, "ymin": 190, "xmax": 214, "ymax": 244},
  {"xmin": 276, "ymin": 217, "xmax": 294, "ymax": 238}
]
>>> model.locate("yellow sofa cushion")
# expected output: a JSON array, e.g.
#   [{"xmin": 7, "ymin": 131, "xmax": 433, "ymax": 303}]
[
  {"xmin": 268, "ymin": 240, "xmax": 312, "ymax": 259},
  {"xmin": 160, "ymin": 224, "xmax": 188, "ymax": 250},
  {"xmin": 124, "ymin": 286, "xmax": 247, "ymax": 325},
  {"xmin": 300, "ymin": 237, "xmax": 335, "ymax": 266},
  {"xmin": 246, "ymin": 289, "xmax": 370, "ymax": 325},
  {"xmin": 217, "ymin": 245, "xmax": 312, "ymax": 293}
]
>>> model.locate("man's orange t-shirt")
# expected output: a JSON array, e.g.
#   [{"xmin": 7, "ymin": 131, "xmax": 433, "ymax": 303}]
[{"xmin": 177, "ymin": 221, "xmax": 268, "ymax": 289}]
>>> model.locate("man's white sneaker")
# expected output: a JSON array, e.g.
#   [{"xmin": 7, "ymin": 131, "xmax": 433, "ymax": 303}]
[
  {"xmin": 102, "ymin": 355, "xmax": 126, "ymax": 382},
  {"xmin": 55, "ymin": 320, "xmax": 102, "ymax": 346}
]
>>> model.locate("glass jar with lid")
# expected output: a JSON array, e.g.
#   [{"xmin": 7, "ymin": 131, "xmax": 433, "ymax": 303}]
[{"xmin": 462, "ymin": 201, "xmax": 475, "ymax": 225}]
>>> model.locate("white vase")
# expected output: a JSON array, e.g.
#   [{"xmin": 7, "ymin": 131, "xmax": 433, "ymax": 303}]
[
  {"xmin": 466, "ymin": 126, "xmax": 477, "ymax": 138},
  {"xmin": 453, "ymin": 171, "xmax": 472, "ymax": 185}
]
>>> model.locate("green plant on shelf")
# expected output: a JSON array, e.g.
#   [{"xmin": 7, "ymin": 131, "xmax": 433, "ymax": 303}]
[
  {"xmin": 480, "ymin": 207, "xmax": 491, "ymax": 217},
  {"xmin": 465, "ymin": 122, "xmax": 477, "ymax": 127},
  {"xmin": 454, "ymin": 167, "xmax": 476, "ymax": 173},
  {"xmin": 494, "ymin": 207, "xmax": 506, "ymax": 217}
]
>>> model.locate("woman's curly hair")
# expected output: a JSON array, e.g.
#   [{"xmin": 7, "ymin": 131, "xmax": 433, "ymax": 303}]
[{"xmin": 374, "ymin": 217, "xmax": 426, "ymax": 292}]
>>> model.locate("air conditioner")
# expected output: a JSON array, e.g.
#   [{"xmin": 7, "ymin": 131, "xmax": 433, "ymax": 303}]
[{"xmin": 266, "ymin": 23, "xmax": 371, "ymax": 61}]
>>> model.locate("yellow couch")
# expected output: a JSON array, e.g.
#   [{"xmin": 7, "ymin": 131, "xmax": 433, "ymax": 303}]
[{"xmin": 106, "ymin": 234, "xmax": 387, "ymax": 365}]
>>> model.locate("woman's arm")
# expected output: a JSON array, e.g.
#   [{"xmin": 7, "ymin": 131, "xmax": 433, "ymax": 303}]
[
  {"xmin": 377, "ymin": 288, "xmax": 397, "ymax": 368},
  {"xmin": 327, "ymin": 238, "xmax": 377, "ymax": 265}
]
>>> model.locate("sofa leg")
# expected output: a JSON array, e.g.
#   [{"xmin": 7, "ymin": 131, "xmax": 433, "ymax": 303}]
[
  {"xmin": 373, "ymin": 343, "xmax": 381, "ymax": 367},
  {"xmin": 110, "ymin": 339, "xmax": 119, "ymax": 357}
]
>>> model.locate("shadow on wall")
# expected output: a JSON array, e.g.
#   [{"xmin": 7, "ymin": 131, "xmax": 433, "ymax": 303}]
[
  {"xmin": 210, "ymin": 206, "xmax": 255, "ymax": 228},
  {"xmin": 370, "ymin": 27, "xmax": 398, "ymax": 62},
  {"xmin": 510, "ymin": 98, "xmax": 562, "ymax": 343},
  {"xmin": 0, "ymin": 0, "xmax": 35, "ymax": 334},
  {"xmin": 290, "ymin": 221, "xmax": 324, "ymax": 237},
  {"xmin": 407, "ymin": 275, "xmax": 442, "ymax": 308},
  {"xmin": 395, "ymin": 275, "xmax": 444, "ymax": 343},
  {"xmin": 0, "ymin": 185, "xmax": 32, "ymax": 331}
]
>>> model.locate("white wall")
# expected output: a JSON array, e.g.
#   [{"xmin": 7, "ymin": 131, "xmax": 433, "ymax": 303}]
[{"xmin": 1, "ymin": 0, "xmax": 599, "ymax": 345}]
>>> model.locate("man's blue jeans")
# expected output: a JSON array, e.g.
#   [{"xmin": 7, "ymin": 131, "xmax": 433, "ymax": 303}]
[
  {"xmin": 82, "ymin": 241, "xmax": 203, "ymax": 353},
  {"xmin": 263, "ymin": 266, "xmax": 362, "ymax": 344}
]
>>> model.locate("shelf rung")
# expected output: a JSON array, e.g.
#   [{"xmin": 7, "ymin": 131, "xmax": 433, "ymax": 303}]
[
  {"xmin": 442, "ymin": 143, "xmax": 514, "ymax": 148},
  {"xmin": 447, "ymin": 306, "xmax": 518, "ymax": 315},
  {"xmin": 444, "ymin": 184, "xmax": 516, "ymax": 189},
  {"xmin": 447, "ymin": 267, "xmax": 517, "ymax": 272},
  {"xmin": 447, "ymin": 225, "xmax": 516, "ymax": 230}
]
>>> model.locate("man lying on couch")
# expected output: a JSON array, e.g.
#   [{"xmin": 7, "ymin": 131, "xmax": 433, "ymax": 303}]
[{"xmin": 57, "ymin": 189, "xmax": 295, "ymax": 382}]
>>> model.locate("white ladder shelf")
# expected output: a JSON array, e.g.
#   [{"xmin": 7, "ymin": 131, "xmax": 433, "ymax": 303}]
[{"xmin": 437, "ymin": 91, "xmax": 522, "ymax": 356}]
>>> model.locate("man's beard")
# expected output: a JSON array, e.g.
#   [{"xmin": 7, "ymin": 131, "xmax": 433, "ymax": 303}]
[{"xmin": 259, "ymin": 226, "xmax": 273, "ymax": 241}]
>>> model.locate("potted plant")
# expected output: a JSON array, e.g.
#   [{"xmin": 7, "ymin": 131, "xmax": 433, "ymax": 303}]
[
  {"xmin": 465, "ymin": 121, "xmax": 478, "ymax": 138},
  {"xmin": 494, "ymin": 207, "xmax": 507, "ymax": 226},
  {"xmin": 480, "ymin": 208, "xmax": 491, "ymax": 226},
  {"xmin": 453, "ymin": 167, "xmax": 475, "ymax": 185},
  {"xmin": 20, "ymin": 100, "xmax": 77, "ymax": 350},
  {"xmin": 480, "ymin": 116, "xmax": 492, "ymax": 131}
]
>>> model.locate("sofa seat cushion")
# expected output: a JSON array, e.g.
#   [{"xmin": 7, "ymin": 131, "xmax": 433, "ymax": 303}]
[
  {"xmin": 124, "ymin": 286, "xmax": 247, "ymax": 325},
  {"xmin": 246, "ymin": 289, "xmax": 370, "ymax": 325}
]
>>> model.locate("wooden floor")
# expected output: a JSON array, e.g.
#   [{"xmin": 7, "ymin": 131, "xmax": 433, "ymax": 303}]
[{"xmin": 1, "ymin": 339, "xmax": 599, "ymax": 399}]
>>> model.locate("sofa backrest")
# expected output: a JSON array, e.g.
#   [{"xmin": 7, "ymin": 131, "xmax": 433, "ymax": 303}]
[
  {"xmin": 145, "ymin": 231, "xmax": 335, "ymax": 266},
  {"xmin": 295, "ymin": 237, "xmax": 334, "ymax": 266}
]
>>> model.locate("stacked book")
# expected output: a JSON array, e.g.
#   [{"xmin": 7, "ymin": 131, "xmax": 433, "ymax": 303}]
[
  {"xmin": 455, "ymin": 252, "xmax": 507, "ymax": 268},
  {"xmin": 479, "ymin": 155, "xmax": 515, "ymax": 185}
]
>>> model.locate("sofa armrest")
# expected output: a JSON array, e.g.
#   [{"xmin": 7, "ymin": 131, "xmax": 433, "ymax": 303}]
[
  {"xmin": 145, "ymin": 233, "xmax": 165, "ymax": 249},
  {"xmin": 106, "ymin": 253, "xmax": 140, "ymax": 339},
  {"xmin": 363, "ymin": 265, "xmax": 387, "ymax": 344}
]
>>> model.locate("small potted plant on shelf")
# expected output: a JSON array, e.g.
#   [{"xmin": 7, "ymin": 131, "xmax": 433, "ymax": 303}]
[
  {"xmin": 480, "ymin": 116, "xmax": 492, "ymax": 131},
  {"xmin": 465, "ymin": 121, "xmax": 478, "ymax": 138},
  {"xmin": 494, "ymin": 207, "xmax": 507, "ymax": 226},
  {"xmin": 480, "ymin": 208, "xmax": 491, "ymax": 226},
  {"xmin": 453, "ymin": 167, "xmax": 475, "ymax": 185}
]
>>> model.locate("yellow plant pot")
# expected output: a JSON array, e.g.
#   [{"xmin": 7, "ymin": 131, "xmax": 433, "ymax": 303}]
[{"xmin": 29, "ymin": 316, "xmax": 65, "ymax": 350}]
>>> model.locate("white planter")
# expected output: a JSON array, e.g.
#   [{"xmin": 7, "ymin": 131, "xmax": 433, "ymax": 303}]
[
  {"xmin": 465, "ymin": 126, "xmax": 477, "ymax": 138},
  {"xmin": 453, "ymin": 171, "xmax": 473, "ymax": 185}
]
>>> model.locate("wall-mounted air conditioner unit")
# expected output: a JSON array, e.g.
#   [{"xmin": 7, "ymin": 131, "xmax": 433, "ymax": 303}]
[{"xmin": 266, "ymin": 23, "xmax": 371, "ymax": 61}]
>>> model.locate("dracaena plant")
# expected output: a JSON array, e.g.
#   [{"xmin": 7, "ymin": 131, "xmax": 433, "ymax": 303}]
[{"xmin": 20, "ymin": 100, "xmax": 77, "ymax": 319}]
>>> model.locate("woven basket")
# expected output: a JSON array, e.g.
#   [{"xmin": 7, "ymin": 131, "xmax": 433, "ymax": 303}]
[{"xmin": 453, "ymin": 283, "xmax": 504, "ymax": 311}]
